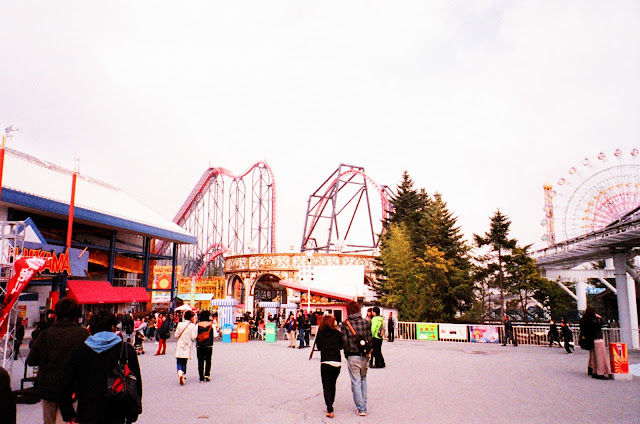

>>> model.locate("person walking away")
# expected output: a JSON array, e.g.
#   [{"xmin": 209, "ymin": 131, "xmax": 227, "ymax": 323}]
[
  {"xmin": 297, "ymin": 310, "xmax": 306, "ymax": 349},
  {"xmin": 285, "ymin": 313, "xmax": 297, "ymax": 348},
  {"xmin": 548, "ymin": 320, "xmax": 560, "ymax": 347},
  {"xmin": 315, "ymin": 315, "xmax": 342, "ymax": 419},
  {"xmin": 155, "ymin": 312, "xmax": 170, "ymax": 355},
  {"xmin": 123, "ymin": 312, "xmax": 134, "ymax": 344},
  {"xmin": 580, "ymin": 307, "xmax": 611, "ymax": 379},
  {"xmin": 12, "ymin": 319, "xmax": 24, "ymax": 360},
  {"xmin": 341, "ymin": 300, "xmax": 372, "ymax": 417},
  {"xmin": 60, "ymin": 311, "xmax": 142, "ymax": 424},
  {"xmin": 175, "ymin": 310, "xmax": 198, "ymax": 385},
  {"xmin": 370, "ymin": 307, "xmax": 385, "ymax": 368},
  {"xmin": 196, "ymin": 310, "xmax": 215, "ymax": 382},
  {"xmin": 0, "ymin": 366, "xmax": 16, "ymax": 424},
  {"xmin": 502, "ymin": 315, "xmax": 517, "ymax": 346},
  {"xmin": 26, "ymin": 298, "xmax": 89, "ymax": 424},
  {"xmin": 560, "ymin": 319, "xmax": 574, "ymax": 353},
  {"xmin": 387, "ymin": 312, "xmax": 395, "ymax": 342}
]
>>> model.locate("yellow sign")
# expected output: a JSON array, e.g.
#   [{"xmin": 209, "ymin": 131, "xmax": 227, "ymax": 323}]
[{"xmin": 153, "ymin": 265, "xmax": 181, "ymax": 290}]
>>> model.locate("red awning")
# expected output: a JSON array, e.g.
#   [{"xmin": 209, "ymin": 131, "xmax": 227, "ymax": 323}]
[
  {"xmin": 279, "ymin": 280, "xmax": 354, "ymax": 302},
  {"xmin": 113, "ymin": 286, "xmax": 150, "ymax": 303},
  {"xmin": 67, "ymin": 281, "xmax": 149, "ymax": 304}
]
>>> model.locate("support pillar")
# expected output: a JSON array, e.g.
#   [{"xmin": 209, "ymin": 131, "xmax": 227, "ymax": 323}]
[
  {"xmin": 575, "ymin": 280, "xmax": 588, "ymax": 313},
  {"xmin": 613, "ymin": 253, "xmax": 639, "ymax": 349}
]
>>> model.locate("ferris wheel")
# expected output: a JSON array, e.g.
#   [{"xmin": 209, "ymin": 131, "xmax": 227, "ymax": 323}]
[{"xmin": 542, "ymin": 147, "xmax": 640, "ymax": 244}]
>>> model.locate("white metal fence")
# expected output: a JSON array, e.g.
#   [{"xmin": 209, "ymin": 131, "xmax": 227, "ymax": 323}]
[{"xmin": 394, "ymin": 321, "xmax": 639, "ymax": 348}]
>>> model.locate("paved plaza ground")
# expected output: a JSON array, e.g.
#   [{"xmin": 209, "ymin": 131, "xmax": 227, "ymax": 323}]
[{"xmin": 11, "ymin": 336, "xmax": 640, "ymax": 424}]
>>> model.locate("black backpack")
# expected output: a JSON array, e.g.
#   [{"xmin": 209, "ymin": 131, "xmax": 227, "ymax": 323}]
[{"xmin": 345, "ymin": 320, "xmax": 373, "ymax": 357}]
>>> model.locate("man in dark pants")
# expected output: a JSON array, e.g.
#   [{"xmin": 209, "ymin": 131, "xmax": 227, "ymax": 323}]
[
  {"xmin": 502, "ymin": 315, "xmax": 517, "ymax": 346},
  {"xmin": 387, "ymin": 312, "xmax": 395, "ymax": 342},
  {"xmin": 370, "ymin": 307, "xmax": 385, "ymax": 368},
  {"xmin": 27, "ymin": 298, "xmax": 89, "ymax": 424}
]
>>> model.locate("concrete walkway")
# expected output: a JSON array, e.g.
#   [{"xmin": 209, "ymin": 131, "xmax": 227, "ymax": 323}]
[{"xmin": 12, "ymin": 338, "xmax": 640, "ymax": 423}]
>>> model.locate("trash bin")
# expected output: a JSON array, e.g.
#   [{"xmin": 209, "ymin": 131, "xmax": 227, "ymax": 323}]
[
  {"xmin": 222, "ymin": 323, "xmax": 233, "ymax": 343},
  {"xmin": 231, "ymin": 324, "xmax": 238, "ymax": 343},
  {"xmin": 237, "ymin": 322, "xmax": 249, "ymax": 343},
  {"xmin": 265, "ymin": 322, "xmax": 277, "ymax": 343}
]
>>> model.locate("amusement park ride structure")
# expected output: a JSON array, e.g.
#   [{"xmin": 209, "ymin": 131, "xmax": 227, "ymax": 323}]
[
  {"xmin": 161, "ymin": 162, "xmax": 391, "ymax": 314},
  {"xmin": 535, "ymin": 147, "xmax": 640, "ymax": 348},
  {"xmin": 155, "ymin": 162, "xmax": 276, "ymax": 277},
  {"xmin": 301, "ymin": 164, "xmax": 394, "ymax": 254}
]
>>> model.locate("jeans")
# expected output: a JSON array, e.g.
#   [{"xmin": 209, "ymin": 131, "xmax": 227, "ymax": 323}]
[
  {"xmin": 177, "ymin": 357, "xmax": 188, "ymax": 374},
  {"xmin": 388, "ymin": 328, "xmax": 394, "ymax": 342},
  {"xmin": 347, "ymin": 355, "xmax": 368, "ymax": 413},
  {"xmin": 320, "ymin": 364, "xmax": 341, "ymax": 413},
  {"xmin": 197, "ymin": 346, "xmax": 212, "ymax": 380},
  {"xmin": 298, "ymin": 328, "xmax": 305, "ymax": 347}
]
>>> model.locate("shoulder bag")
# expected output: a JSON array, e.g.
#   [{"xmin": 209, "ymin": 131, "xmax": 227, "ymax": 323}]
[{"xmin": 106, "ymin": 341, "xmax": 142, "ymax": 421}]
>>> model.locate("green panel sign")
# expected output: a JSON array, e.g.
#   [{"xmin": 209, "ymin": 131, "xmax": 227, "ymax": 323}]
[{"xmin": 416, "ymin": 324, "xmax": 438, "ymax": 341}]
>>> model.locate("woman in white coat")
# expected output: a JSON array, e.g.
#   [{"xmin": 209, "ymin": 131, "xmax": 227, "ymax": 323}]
[{"xmin": 175, "ymin": 310, "xmax": 198, "ymax": 385}]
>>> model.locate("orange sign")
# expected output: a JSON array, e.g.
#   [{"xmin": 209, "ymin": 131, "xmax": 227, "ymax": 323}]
[{"xmin": 609, "ymin": 343, "xmax": 629, "ymax": 374}]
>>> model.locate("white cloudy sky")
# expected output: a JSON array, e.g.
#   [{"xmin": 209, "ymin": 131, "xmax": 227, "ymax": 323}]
[{"xmin": 2, "ymin": 1, "xmax": 639, "ymax": 251}]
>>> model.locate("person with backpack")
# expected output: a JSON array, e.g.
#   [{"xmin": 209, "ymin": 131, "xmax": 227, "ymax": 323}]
[
  {"xmin": 61, "ymin": 311, "xmax": 142, "ymax": 424},
  {"xmin": 370, "ymin": 307, "xmax": 385, "ymax": 368},
  {"xmin": 196, "ymin": 310, "xmax": 215, "ymax": 383},
  {"xmin": 340, "ymin": 300, "xmax": 372, "ymax": 417},
  {"xmin": 579, "ymin": 307, "xmax": 611, "ymax": 379}
]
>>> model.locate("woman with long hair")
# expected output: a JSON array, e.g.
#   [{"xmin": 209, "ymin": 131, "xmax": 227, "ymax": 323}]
[
  {"xmin": 579, "ymin": 307, "xmax": 611, "ymax": 380},
  {"xmin": 315, "ymin": 314, "xmax": 342, "ymax": 418}
]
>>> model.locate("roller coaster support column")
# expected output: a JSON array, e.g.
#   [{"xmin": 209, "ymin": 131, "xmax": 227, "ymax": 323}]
[{"xmin": 613, "ymin": 253, "xmax": 639, "ymax": 349}]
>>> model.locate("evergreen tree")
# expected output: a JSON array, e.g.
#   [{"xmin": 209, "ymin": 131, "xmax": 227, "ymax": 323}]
[
  {"xmin": 375, "ymin": 172, "xmax": 475, "ymax": 321},
  {"xmin": 385, "ymin": 171, "xmax": 430, "ymax": 254},
  {"xmin": 474, "ymin": 210, "xmax": 517, "ymax": 319}
]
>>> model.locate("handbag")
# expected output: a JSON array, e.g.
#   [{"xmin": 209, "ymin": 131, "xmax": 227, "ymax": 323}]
[{"xmin": 106, "ymin": 341, "xmax": 142, "ymax": 421}]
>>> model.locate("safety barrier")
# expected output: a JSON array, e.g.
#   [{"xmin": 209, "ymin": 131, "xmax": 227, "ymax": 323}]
[{"xmin": 395, "ymin": 322, "xmax": 639, "ymax": 348}]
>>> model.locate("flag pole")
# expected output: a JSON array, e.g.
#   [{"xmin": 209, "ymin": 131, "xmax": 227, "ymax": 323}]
[{"xmin": 66, "ymin": 158, "xmax": 79, "ymax": 250}]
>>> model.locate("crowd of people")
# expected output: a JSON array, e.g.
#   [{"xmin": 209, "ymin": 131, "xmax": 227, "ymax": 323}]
[{"xmin": 3, "ymin": 298, "xmax": 620, "ymax": 423}]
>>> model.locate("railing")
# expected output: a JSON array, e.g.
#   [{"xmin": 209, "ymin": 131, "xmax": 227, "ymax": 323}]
[{"xmin": 395, "ymin": 322, "xmax": 639, "ymax": 348}]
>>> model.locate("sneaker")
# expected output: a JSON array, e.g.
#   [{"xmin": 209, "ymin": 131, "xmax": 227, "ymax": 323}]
[
  {"xmin": 357, "ymin": 410, "xmax": 366, "ymax": 416},
  {"xmin": 204, "ymin": 376, "xmax": 211, "ymax": 382}
]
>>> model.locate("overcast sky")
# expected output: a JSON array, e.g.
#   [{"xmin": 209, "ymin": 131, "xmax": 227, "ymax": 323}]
[{"xmin": 2, "ymin": 1, "xmax": 639, "ymax": 252}]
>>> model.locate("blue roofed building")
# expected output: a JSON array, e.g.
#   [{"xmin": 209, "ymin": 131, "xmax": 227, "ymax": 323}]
[{"xmin": 0, "ymin": 147, "xmax": 196, "ymax": 324}]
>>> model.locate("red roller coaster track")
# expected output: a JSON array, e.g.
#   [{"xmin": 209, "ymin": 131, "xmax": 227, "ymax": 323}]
[{"xmin": 155, "ymin": 161, "xmax": 276, "ymax": 276}]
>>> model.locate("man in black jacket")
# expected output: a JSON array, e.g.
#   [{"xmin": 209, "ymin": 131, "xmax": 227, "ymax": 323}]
[
  {"xmin": 61, "ymin": 311, "xmax": 142, "ymax": 424},
  {"xmin": 340, "ymin": 301, "xmax": 372, "ymax": 417},
  {"xmin": 27, "ymin": 298, "xmax": 88, "ymax": 424}
]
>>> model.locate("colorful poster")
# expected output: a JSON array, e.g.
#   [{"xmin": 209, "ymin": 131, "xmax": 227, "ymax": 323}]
[
  {"xmin": 438, "ymin": 323, "xmax": 468, "ymax": 341},
  {"xmin": 416, "ymin": 323, "xmax": 438, "ymax": 341},
  {"xmin": 609, "ymin": 343, "xmax": 629, "ymax": 374},
  {"xmin": 469, "ymin": 325, "xmax": 500, "ymax": 343},
  {"xmin": 153, "ymin": 265, "xmax": 181, "ymax": 290}
]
